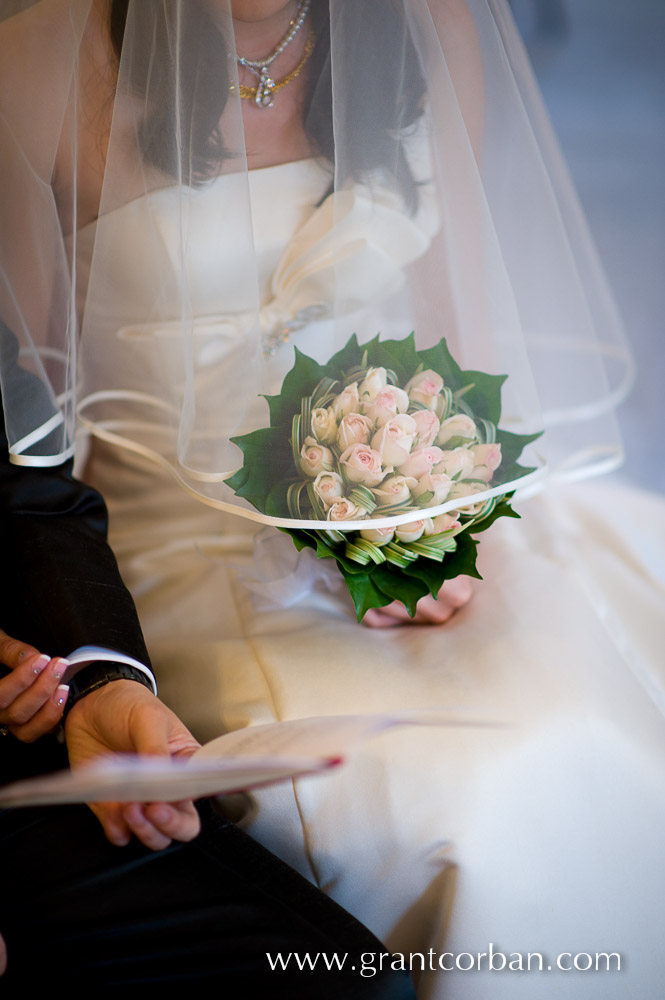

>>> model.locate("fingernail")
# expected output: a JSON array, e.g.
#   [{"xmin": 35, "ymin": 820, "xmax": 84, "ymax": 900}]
[
  {"xmin": 110, "ymin": 832, "xmax": 131, "ymax": 847},
  {"xmin": 32, "ymin": 654, "xmax": 50, "ymax": 675},
  {"xmin": 53, "ymin": 684, "xmax": 69, "ymax": 707},
  {"xmin": 51, "ymin": 658, "xmax": 70, "ymax": 681}
]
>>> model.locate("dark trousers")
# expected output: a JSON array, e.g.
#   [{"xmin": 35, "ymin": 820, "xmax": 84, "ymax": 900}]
[{"xmin": 0, "ymin": 790, "xmax": 414, "ymax": 996}]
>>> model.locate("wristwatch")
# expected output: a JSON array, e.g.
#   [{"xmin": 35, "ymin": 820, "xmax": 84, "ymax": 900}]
[{"xmin": 64, "ymin": 660, "xmax": 155, "ymax": 716}]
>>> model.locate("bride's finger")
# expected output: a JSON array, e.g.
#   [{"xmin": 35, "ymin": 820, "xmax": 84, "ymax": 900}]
[
  {"xmin": 88, "ymin": 802, "xmax": 132, "ymax": 847},
  {"xmin": 144, "ymin": 800, "xmax": 200, "ymax": 842},
  {"xmin": 362, "ymin": 608, "xmax": 399, "ymax": 628},
  {"xmin": 412, "ymin": 594, "xmax": 459, "ymax": 623},
  {"xmin": 0, "ymin": 657, "xmax": 68, "ymax": 732},
  {"xmin": 121, "ymin": 802, "xmax": 173, "ymax": 851},
  {"xmin": 363, "ymin": 578, "xmax": 474, "ymax": 627},
  {"xmin": 363, "ymin": 602, "xmax": 417, "ymax": 627},
  {"xmin": 0, "ymin": 629, "xmax": 41, "ymax": 671},
  {"xmin": 5, "ymin": 684, "xmax": 70, "ymax": 743},
  {"xmin": 0, "ymin": 654, "xmax": 50, "ymax": 707},
  {"xmin": 443, "ymin": 576, "xmax": 474, "ymax": 607}
]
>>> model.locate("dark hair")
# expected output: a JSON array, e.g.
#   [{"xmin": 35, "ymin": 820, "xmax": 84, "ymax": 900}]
[
  {"xmin": 109, "ymin": 0, "xmax": 230, "ymax": 184},
  {"xmin": 109, "ymin": 0, "xmax": 425, "ymax": 209}
]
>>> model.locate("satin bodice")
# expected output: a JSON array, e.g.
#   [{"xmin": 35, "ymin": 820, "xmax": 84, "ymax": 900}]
[
  {"xmin": 73, "ymin": 151, "xmax": 439, "ymax": 512},
  {"xmin": 74, "ymin": 155, "xmax": 437, "ymax": 358}
]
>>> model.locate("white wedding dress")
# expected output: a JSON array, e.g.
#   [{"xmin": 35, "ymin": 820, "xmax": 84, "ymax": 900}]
[{"xmin": 80, "ymin": 159, "xmax": 665, "ymax": 999}]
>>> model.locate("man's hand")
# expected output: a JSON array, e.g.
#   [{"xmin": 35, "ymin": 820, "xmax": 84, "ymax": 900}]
[
  {"xmin": 65, "ymin": 680, "xmax": 201, "ymax": 851},
  {"xmin": 0, "ymin": 628, "xmax": 69, "ymax": 741},
  {"xmin": 362, "ymin": 576, "xmax": 473, "ymax": 627}
]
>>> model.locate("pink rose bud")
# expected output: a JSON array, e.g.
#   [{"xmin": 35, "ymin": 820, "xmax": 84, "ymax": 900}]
[
  {"xmin": 332, "ymin": 382, "xmax": 360, "ymax": 419},
  {"xmin": 397, "ymin": 446, "xmax": 445, "ymax": 479},
  {"xmin": 471, "ymin": 443, "xmax": 502, "ymax": 472},
  {"xmin": 327, "ymin": 498, "xmax": 367, "ymax": 522},
  {"xmin": 437, "ymin": 414, "xmax": 477, "ymax": 447},
  {"xmin": 405, "ymin": 369, "xmax": 444, "ymax": 410},
  {"xmin": 412, "ymin": 472, "xmax": 453, "ymax": 505},
  {"xmin": 371, "ymin": 414, "xmax": 418, "ymax": 467},
  {"xmin": 310, "ymin": 406, "xmax": 338, "ymax": 445},
  {"xmin": 412, "ymin": 409, "xmax": 441, "ymax": 448},
  {"xmin": 339, "ymin": 443, "xmax": 385, "ymax": 487},
  {"xmin": 313, "ymin": 471, "xmax": 345, "ymax": 507},
  {"xmin": 358, "ymin": 367, "xmax": 388, "ymax": 402},
  {"xmin": 336, "ymin": 412, "xmax": 373, "ymax": 450},
  {"xmin": 359, "ymin": 523, "xmax": 396, "ymax": 545},
  {"xmin": 365, "ymin": 386, "xmax": 410, "ymax": 427},
  {"xmin": 430, "ymin": 512, "xmax": 460, "ymax": 535},
  {"xmin": 299, "ymin": 436, "xmax": 334, "ymax": 477},
  {"xmin": 395, "ymin": 519, "xmax": 427, "ymax": 543},
  {"xmin": 449, "ymin": 481, "xmax": 487, "ymax": 514},
  {"xmin": 373, "ymin": 474, "xmax": 418, "ymax": 506},
  {"xmin": 434, "ymin": 447, "xmax": 476, "ymax": 479}
]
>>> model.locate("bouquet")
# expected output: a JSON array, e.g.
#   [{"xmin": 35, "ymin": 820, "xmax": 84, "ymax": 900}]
[{"xmin": 228, "ymin": 334, "xmax": 538, "ymax": 620}]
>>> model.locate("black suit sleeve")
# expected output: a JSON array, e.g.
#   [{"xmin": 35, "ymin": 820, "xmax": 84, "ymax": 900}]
[
  {"xmin": 0, "ymin": 321, "xmax": 151, "ymax": 779},
  {"xmin": 0, "ymin": 450, "xmax": 151, "ymax": 663}
]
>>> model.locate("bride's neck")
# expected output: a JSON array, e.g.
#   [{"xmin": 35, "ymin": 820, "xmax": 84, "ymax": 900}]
[{"xmin": 207, "ymin": 0, "xmax": 300, "ymax": 58}]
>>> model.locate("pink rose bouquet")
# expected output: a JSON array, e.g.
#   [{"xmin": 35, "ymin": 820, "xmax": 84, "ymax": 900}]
[{"xmin": 229, "ymin": 334, "xmax": 539, "ymax": 620}]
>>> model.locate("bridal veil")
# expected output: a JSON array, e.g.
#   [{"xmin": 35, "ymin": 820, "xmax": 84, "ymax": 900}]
[{"xmin": 0, "ymin": 0, "xmax": 632, "ymax": 525}]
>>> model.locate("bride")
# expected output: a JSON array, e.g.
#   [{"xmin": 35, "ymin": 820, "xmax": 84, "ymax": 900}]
[{"xmin": 2, "ymin": 0, "xmax": 665, "ymax": 996}]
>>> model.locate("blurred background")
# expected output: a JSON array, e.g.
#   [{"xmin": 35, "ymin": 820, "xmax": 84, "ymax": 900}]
[{"xmin": 509, "ymin": 0, "xmax": 665, "ymax": 493}]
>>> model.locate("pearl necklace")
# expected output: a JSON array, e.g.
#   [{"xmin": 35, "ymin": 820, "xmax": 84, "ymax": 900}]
[{"xmin": 236, "ymin": 0, "xmax": 311, "ymax": 109}]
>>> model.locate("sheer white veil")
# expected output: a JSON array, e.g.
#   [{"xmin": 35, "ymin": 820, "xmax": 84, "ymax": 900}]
[{"xmin": 0, "ymin": 0, "xmax": 632, "ymax": 528}]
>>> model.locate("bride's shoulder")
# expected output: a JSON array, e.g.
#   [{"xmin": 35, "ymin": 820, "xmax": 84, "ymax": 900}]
[
  {"xmin": 0, "ymin": 0, "xmax": 79, "ymax": 80},
  {"xmin": 0, "ymin": 2, "xmax": 78, "ymax": 155},
  {"xmin": 1, "ymin": 0, "xmax": 110, "ymax": 178}
]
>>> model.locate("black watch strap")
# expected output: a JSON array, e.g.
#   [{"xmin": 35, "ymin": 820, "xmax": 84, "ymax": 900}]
[{"xmin": 64, "ymin": 661, "xmax": 155, "ymax": 716}]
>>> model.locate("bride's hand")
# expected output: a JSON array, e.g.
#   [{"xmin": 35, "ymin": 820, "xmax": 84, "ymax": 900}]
[
  {"xmin": 363, "ymin": 576, "xmax": 473, "ymax": 627},
  {"xmin": 65, "ymin": 680, "xmax": 202, "ymax": 851},
  {"xmin": 0, "ymin": 629, "xmax": 69, "ymax": 741}
]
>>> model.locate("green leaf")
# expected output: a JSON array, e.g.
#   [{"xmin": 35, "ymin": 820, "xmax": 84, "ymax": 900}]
[
  {"xmin": 264, "ymin": 348, "xmax": 328, "ymax": 427},
  {"xmin": 495, "ymin": 428, "xmax": 542, "ymax": 468},
  {"xmin": 457, "ymin": 371, "xmax": 507, "ymax": 424},
  {"xmin": 345, "ymin": 538, "xmax": 387, "ymax": 566},
  {"xmin": 466, "ymin": 496, "xmax": 520, "ymax": 533},
  {"xmin": 401, "ymin": 557, "xmax": 453, "ymax": 598},
  {"xmin": 371, "ymin": 565, "xmax": 430, "ymax": 616},
  {"xmin": 320, "ymin": 333, "xmax": 363, "ymax": 378},
  {"xmin": 228, "ymin": 427, "xmax": 287, "ymax": 509},
  {"xmin": 360, "ymin": 332, "xmax": 420, "ymax": 385},
  {"xmin": 437, "ymin": 532, "xmax": 483, "ymax": 580},
  {"xmin": 348, "ymin": 485, "xmax": 377, "ymax": 514},
  {"xmin": 405, "ymin": 534, "xmax": 457, "ymax": 561},
  {"xmin": 437, "ymin": 434, "xmax": 476, "ymax": 450},
  {"xmin": 492, "ymin": 428, "xmax": 543, "ymax": 488},
  {"xmin": 384, "ymin": 542, "xmax": 420, "ymax": 567},
  {"xmin": 416, "ymin": 340, "xmax": 465, "ymax": 387},
  {"xmin": 265, "ymin": 483, "xmax": 294, "ymax": 519},
  {"xmin": 281, "ymin": 528, "xmax": 370, "ymax": 576},
  {"xmin": 225, "ymin": 464, "xmax": 249, "ymax": 493},
  {"xmin": 279, "ymin": 527, "xmax": 314, "ymax": 554},
  {"xmin": 339, "ymin": 565, "xmax": 396, "ymax": 621}
]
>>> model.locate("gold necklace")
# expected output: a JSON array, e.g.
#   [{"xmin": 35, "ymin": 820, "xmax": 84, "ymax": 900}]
[{"xmin": 235, "ymin": 31, "xmax": 315, "ymax": 108}]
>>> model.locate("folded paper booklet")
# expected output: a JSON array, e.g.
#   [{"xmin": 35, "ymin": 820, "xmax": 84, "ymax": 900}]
[{"xmin": 0, "ymin": 707, "xmax": 494, "ymax": 808}]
